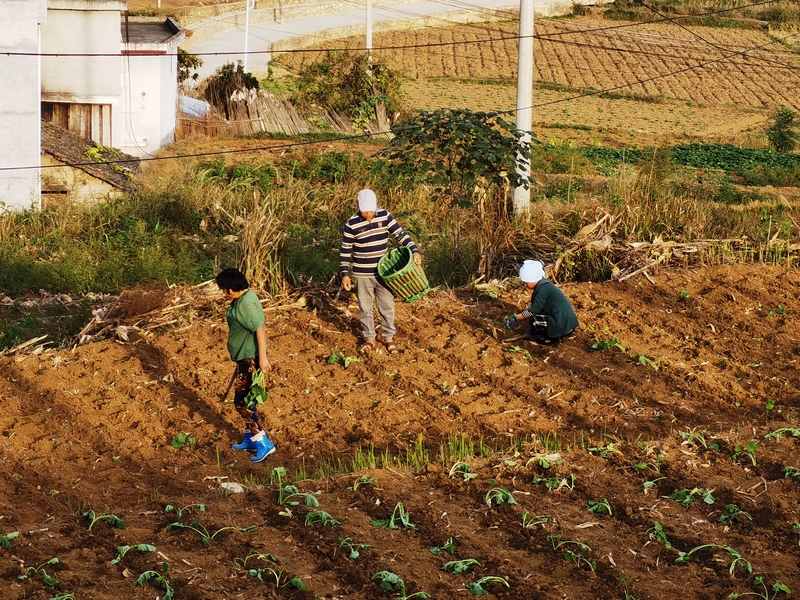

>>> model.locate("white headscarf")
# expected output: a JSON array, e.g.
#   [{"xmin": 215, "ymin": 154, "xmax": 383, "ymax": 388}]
[
  {"xmin": 357, "ymin": 189, "xmax": 378, "ymax": 212},
  {"xmin": 519, "ymin": 260, "xmax": 544, "ymax": 283}
]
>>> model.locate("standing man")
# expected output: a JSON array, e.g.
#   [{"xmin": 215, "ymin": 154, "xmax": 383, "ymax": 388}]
[{"xmin": 339, "ymin": 188, "xmax": 421, "ymax": 355}]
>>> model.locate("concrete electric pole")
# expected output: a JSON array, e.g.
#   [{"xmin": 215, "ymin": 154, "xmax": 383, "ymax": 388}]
[{"xmin": 513, "ymin": 0, "xmax": 534, "ymax": 216}]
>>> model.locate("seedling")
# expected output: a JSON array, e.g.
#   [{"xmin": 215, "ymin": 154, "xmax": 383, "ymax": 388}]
[
  {"xmin": 273, "ymin": 466, "xmax": 320, "ymax": 507},
  {"xmin": 371, "ymin": 570, "xmax": 431, "ymax": 599},
  {"xmin": 718, "ymin": 503, "xmax": 753, "ymax": 523},
  {"xmin": 233, "ymin": 550, "xmax": 279, "ymax": 568},
  {"xmin": 525, "ymin": 453, "xmax": 562, "ymax": 469},
  {"xmin": 135, "ymin": 564, "xmax": 174, "ymax": 600},
  {"xmin": 766, "ymin": 306, "xmax": 786, "ymax": 317},
  {"xmin": 679, "ymin": 429, "xmax": 719, "ymax": 451},
  {"xmin": 630, "ymin": 353, "xmax": 662, "ymax": 370},
  {"xmin": 670, "ymin": 487, "xmax": 715, "ymax": 508},
  {"xmin": 441, "ymin": 558, "xmax": 480, "ymax": 574},
  {"xmin": 504, "ymin": 346, "xmax": 532, "ymax": 359},
  {"xmin": 678, "ymin": 289, "xmax": 690, "ymax": 300},
  {"xmin": 587, "ymin": 442, "xmax": 620, "ymax": 457},
  {"xmin": 522, "ymin": 512, "xmax": 552, "ymax": 529},
  {"xmin": 249, "ymin": 562, "xmax": 307, "ymax": 590},
  {"xmin": 587, "ymin": 498, "xmax": 612, "ymax": 516},
  {"xmin": 642, "ymin": 477, "xmax": 666, "ymax": 493},
  {"xmin": 371, "ymin": 502, "xmax": 418, "ymax": 530},
  {"xmin": 485, "ymin": 486, "xmax": 517, "ymax": 507},
  {"xmin": 18, "ymin": 557, "xmax": 60, "ymax": 586},
  {"xmin": 590, "ymin": 337, "xmax": 625, "ymax": 352},
  {"xmin": 349, "ymin": 475, "xmax": 376, "ymax": 491},
  {"xmin": 732, "ymin": 440, "xmax": 758, "ymax": 466},
  {"xmin": 782, "ymin": 466, "xmax": 800, "ymax": 481},
  {"xmin": 110, "ymin": 543, "xmax": 156, "ymax": 565},
  {"xmin": 338, "ymin": 536, "xmax": 373, "ymax": 560},
  {"xmin": 165, "ymin": 519, "xmax": 257, "ymax": 544},
  {"xmin": 448, "ymin": 460, "xmax": 478, "ymax": 480},
  {"xmin": 466, "ymin": 575, "xmax": 510, "ymax": 595},
  {"xmin": 547, "ymin": 535, "xmax": 596, "ymax": 571},
  {"xmin": 171, "ymin": 431, "xmax": 196, "ymax": 449},
  {"xmin": 83, "ymin": 509, "xmax": 125, "ymax": 531},
  {"xmin": 164, "ymin": 503, "xmax": 206, "ymax": 519},
  {"xmin": 328, "ymin": 352, "xmax": 360, "ymax": 369},
  {"xmin": 793, "ymin": 522, "xmax": 800, "ymax": 544},
  {"xmin": 765, "ymin": 427, "xmax": 800, "ymax": 439},
  {"xmin": 765, "ymin": 398, "xmax": 775, "ymax": 419},
  {"xmin": 647, "ymin": 521, "xmax": 673, "ymax": 550},
  {"xmin": 304, "ymin": 510, "xmax": 341, "ymax": 526},
  {"xmin": 728, "ymin": 575, "xmax": 792, "ymax": 599},
  {"xmin": 0, "ymin": 531, "xmax": 19, "ymax": 549},
  {"xmin": 243, "ymin": 368, "xmax": 268, "ymax": 408},
  {"xmin": 675, "ymin": 544, "xmax": 752, "ymax": 576},
  {"xmin": 531, "ymin": 473, "xmax": 576, "ymax": 491},
  {"xmin": 49, "ymin": 594, "xmax": 76, "ymax": 600},
  {"xmin": 429, "ymin": 537, "xmax": 456, "ymax": 556}
]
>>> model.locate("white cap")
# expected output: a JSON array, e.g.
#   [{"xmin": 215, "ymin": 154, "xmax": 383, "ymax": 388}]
[
  {"xmin": 519, "ymin": 260, "xmax": 544, "ymax": 283},
  {"xmin": 357, "ymin": 189, "xmax": 378, "ymax": 212}
]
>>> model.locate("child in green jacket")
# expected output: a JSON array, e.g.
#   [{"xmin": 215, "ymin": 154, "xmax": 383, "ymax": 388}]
[{"xmin": 505, "ymin": 260, "xmax": 578, "ymax": 344}]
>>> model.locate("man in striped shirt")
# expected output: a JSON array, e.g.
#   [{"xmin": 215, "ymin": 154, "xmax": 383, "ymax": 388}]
[{"xmin": 340, "ymin": 189, "xmax": 421, "ymax": 354}]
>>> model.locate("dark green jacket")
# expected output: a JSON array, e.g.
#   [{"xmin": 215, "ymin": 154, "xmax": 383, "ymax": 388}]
[{"xmin": 526, "ymin": 279, "xmax": 578, "ymax": 338}]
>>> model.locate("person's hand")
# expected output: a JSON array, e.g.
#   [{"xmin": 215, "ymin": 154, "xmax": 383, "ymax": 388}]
[
  {"xmin": 413, "ymin": 252, "xmax": 422, "ymax": 266},
  {"xmin": 259, "ymin": 354, "xmax": 272, "ymax": 372},
  {"xmin": 504, "ymin": 315, "xmax": 518, "ymax": 329},
  {"xmin": 341, "ymin": 275, "xmax": 352, "ymax": 291}
]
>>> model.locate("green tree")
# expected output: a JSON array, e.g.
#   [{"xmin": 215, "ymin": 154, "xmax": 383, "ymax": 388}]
[
  {"xmin": 177, "ymin": 48, "xmax": 203, "ymax": 84},
  {"xmin": 765, "ymin": 105, "xmax": 800, "ymax": 153},
  {"xmin": 203, "ymin": 61, "xmax": 259, "ymax": 119}
]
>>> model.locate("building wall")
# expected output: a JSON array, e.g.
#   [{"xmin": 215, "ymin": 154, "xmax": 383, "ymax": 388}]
[
  {"xmin": 120, "ymin": 53, "xmax": 166, "ymax": 157},
  {"xmin": 0, "ymin": 0, "xmax": 44, "ymax": 210},
  {"xmin": 40, "ymin": 153, "xmax": 124, "ymax": 207}
]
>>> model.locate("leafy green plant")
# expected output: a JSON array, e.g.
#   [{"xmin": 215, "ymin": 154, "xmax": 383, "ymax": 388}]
[
  {"xmin": 328, "ymin": 351, "xmax": 360, "ymax": 369},
  {"xmin": 83, "ymin": 509, "xmax": 125, "ymax": 531},
  {"xmin": 371, "ymin": 502, "xmax": 418, "ymax": 530},
  {"xmin": 110, "ymin": 543, "xmax": 156, "ymax": 565},
  {"xmin": 547, "ymin": 535, "xmax": 596, "ymax": 571},
  {"xmin": 630, "ymin": 353, "xmax": 663, "ymax": 370},
  {"xmin": 171, "ymin": 431, "xmax": 196, "ymax": 449},
  {"xmin": 647, "ymin": 521, "xmax": 673, "ymax": 550},
  {"xmin": 135, "ymin": 564, "xmax": 174, "ymax": 599},
  {"xmin": 642, "ymin": 477, "xmax": 666, "ymax": 492},
  {"xmin": 485, "ymin": 486, "xmax": 517, "ymax": 507},
  {"xmin": 338, "ymin": 536, "xmax": 374, "ymax": 560},
  {"xmin": 272, "ymin": 467, "xmax": 320, "ymax": 507},
  {"xmin": 670, "ymin": 488, "xmax": 715, "ymax": 508},
  {"xmin": 765, "ymin": 105, "xmax": 800, "ymax": 153},
  {"xmin": 678, "ymin": 289, "xmax": 690, "ymax": 300},
  {"xmin": 243, "ymin": 368, "xmax": 268, "ymax": 409},
  {"xmin": 531, "ymin": 473, "xmax": 576, "ymax": 490},
  {"xmin": 765, "ymin": 427, "xmax": 800, "ymax": 439},
  {"xmin": 466, "ymin": 575, "xmax": 510, "ymax": 595},
  {"xmin": 349, "ymin": 475, "xmax": 376, "ymax": 491},
  {"xmin": 448, "ymin": 460, "xmax": 478, "ymax": 480},
  {"xmin": 522, "ymin": 513, "xmax": 552, "ymax": 529},
  {"xmin": 718, "ymin": 503, "xmax": 753, "ymax": 523},
  {"xmin": 49, "ymin": 593, "xmax": 76, "ymax": 600},
  {"xmin": 18, "ymin": 557, "xmax": 60, "ymax": 586},
  {"xmin": 429, "ymin": 537, "xmax": 456, "ymax": 556},
  {"xmin": 675, "ymin": 544, "xmax": 752, "ymax": 575},
  {"xmin": 504, "ymin": 346, "xmax": 532, "ymax": 359},
  {"xmin": 587, "ymin": 442, "xmax": 620, "ymax": 457},
  {"xmin": 249, "ymin": 562, "xmax": 307, "ymax": 590},
  {"xmin": 733, "ymin": 440, "xmax": 758, "ymax": 466},
  {"xmin": 782, "ymin": 466, "xmax": 800, "ymax": 481},
  {"xmin": 0, "ymin": 531, "xmax": 19, "ymax": 549},
  {"xmin": 587, "ymin": 498, "xmax": 612, "ymax": 516},
  {"xmin": 525, "ymin": 453, "xmax": 562, "ymax": 469},
  {"xmin": 371, "ymin": 570, "xmax": 431, "ymax": 599},
  {"xmin": 233, "ymin": 549, "xmax": 279, "ymax": 568},
  {"xmin": 304, "ymin": 510, "xmax": 342, "ymax": 526},
  {"xmin": 679, "ymin": 429, "xmax": 719, "ymax": 451},
  {"xmin": 441, "ymin": 558, "xmax": 480, "ymax": 574},
  {"xmin": 164, "ymin": 503, "xmax": 206, "ymax": 519},
  {"xmin": 590, "ymin": 336, "xmax": 625, "ymax": 352},
  {"xmin": 728, "ymin": 575, "xmax": 792, "ymax": 599},
  {"xmin": 165, "ymin": 519, "xmax": 257, "ymax": 544}
]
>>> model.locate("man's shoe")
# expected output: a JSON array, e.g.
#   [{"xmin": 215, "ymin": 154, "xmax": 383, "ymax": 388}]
[
  {"xmin": 231, "ymin": 430, "xmax": 256, "ymax": 451},
  {"xmin": 250, "ymin": 433, "xmax": 276, "ymax": 463}
]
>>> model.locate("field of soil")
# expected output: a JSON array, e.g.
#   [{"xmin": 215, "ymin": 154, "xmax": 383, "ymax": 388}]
[{"xmin": 2, "ymin": 263, "xmax": 800, "ymax": 599}]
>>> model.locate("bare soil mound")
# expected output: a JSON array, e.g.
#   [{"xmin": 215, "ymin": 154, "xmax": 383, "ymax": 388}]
[{"xmin": 2, "ymin": 262, "xmax": 799, "ymax": 599}]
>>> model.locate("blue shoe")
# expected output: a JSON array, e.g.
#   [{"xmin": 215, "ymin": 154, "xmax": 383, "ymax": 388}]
[
  {"xmin": 231, "ymin": 430, "xmax": 256, "ymax": 451},
  {"xmin": 250, "ymin": 434, "xmax": 276, "ymax": 463}
]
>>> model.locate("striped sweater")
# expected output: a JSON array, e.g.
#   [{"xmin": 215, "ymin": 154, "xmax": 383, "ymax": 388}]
[{"xmin": 339, "ymin": 209, "xmax": 419, "ymax": 278}]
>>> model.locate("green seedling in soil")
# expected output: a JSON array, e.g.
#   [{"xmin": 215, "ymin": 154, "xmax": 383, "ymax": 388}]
[
  {"xmin": 590, "ymin": 336, "xmax": 625, "ymax": 352},
  {"xmin": 526, "ymin": 453, "xmax": 562, "ymax": 469},
  {"xmin": 733, "ymin": 440, "xmax": 758, "ymax": 466},
  {"xmin": 642, "ymin": 477, "xmax": 666, "ymax": 493},
  {"xmin": 371, "ymin": 502, "xmax": 418, "ymax": 530},
  {"xmin": 548, "ymin": 535, "xmax": 596, "ymax": 571},
  {"xmin": 448, "ymin": 460, "xmax": 478, "ymax": 480},
  {"xmin": 305, "ymin": 510, "xmax": 341, "ymax": 526},
  {"xmin": 466, "ymin": 575, "xmax": 510, "ymax": 595},
  {"xmin": 233, "ymin": 550, "xmax": 279, "ymax": 568},
  {"xmin": 371, "ymin": 571, "xmax": 431, "ymax": 599},
  {"xmin": 647, "ymin": 521, "xmax": 673, "ymax": 550},
  {"xmin": 728, "ymin": 575, "xmax": 792, "ymax": 599},
  {"xmin": 587, "ymin": 442, "xmax": 620, "ymax": 457},
  {"xmin": 679, "ymin": 429, "xmax": 719, "ymax": 451},
  {"xmin": 49, "ymin": 594, "xmax": 76, "ymax": 600},
  {"xmin": 110, "ymin": 543, "xmax": 156, "ymax": 565},
  {"xmin": 620, "ymin": 574, "xmax": 640, "ymax": 600},
  {"xmin": 531, "ymin": 473, "xmax": 576, "ymax": 491},
  {"xmin": 441, "ymin": 558, "xmax": 480, "ymax": 574},
  {"xmin": 0, "ymin": 531, "xmax": 19, "ymax": 549},
  {"xmin": 783, "ymin": 467, "xmax": 800, "ymax": 481},
  {"xmin": 135, "ymin": 563, "xmax": 173, "ymax": 600},
  {"xmin": 349, "ymin": 475, "xmax": 376, "ymax": 491},
  {"xmin": 765, "ymin": 398, "xmax": 775, "ymax": 419},
  {"xmin": 328, "ymin": 352, "xmax": 360, "ymax": 369},
  {"xmin": 83, "ymin": 509, "xmax": 125, "ymax": 531},
  {"xmin": 278, "ymin": 484, "xmax": 320, "ymax": 507},
  {"xmin": 243, "ymin": 368, "xmax": 268, "ymax": 409},
  {"xmin": 764, "ymin": 427, "xmax": 800, "ymax": 439},
  {"xmin": 675, "ymin": 544, "xmax": 752, "ymax": 576},
  {"xmin": 165, "ymin": 519, "xmax": 257, "ymax": 544},
  {"xmin": 18, "ymin": 557, "xmax": 60, "ymax": 586},
  {"xmin": 171, "ymin": 431, "xmax": 196, "ymax": 449},
  {"xmin": 718, "ymin": 503, "xmax": 753, "ymax": 523},
  {"xmin": 485, "ymin": 486, "xmax": 517, "ymax": 507},
  {"xmin": 338, "ymin": 536, "xmax": 374, "ymax": 560},
  {"xmin": 522, "ymin": 513, "xmax": 552, "ymax": 529},
  {"xmin": 429, "ymin": 537, "xmax": 456, "ymax": 556},
  {"xmin": 504, "ymin": 346, "xmax": 532, "ymax": 359},
  {"xmin": 587, "ymin": 498, "xmax": 612, "ymax": 516},
  {"xmin": 249, "ymin": 563, "xmax": 307, "ymax": 590},
  {"xmin": 678, "ymin": 289, "xmax": 690, "ymax": 300},
  {"xmin": 670, "ymin": 487, "xmax": 715, "ymax": 508},
  {"xmin": 793, "ymin": 522, "xmax": 800, "ymax": 545},
  {"xmin": 630, "ymin": 353, "xmax": 663, "ymax": 370},
  {"xmin": 164, "ymin": 503, "xmax": 206, "ymax": 518},
  {"xmin": 766, "ymin": 306, "xmax": 786, "ymax": 317}
]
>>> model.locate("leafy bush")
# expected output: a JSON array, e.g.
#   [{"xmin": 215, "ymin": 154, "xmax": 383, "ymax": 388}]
[{"xmin": 765, "ymin": 106, "xmax": 800, "ymax": 153}]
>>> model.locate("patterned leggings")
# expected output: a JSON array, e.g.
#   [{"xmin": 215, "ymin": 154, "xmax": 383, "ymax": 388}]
[{"xmin": 232, "ymin": 358, "xmax": 263, "ymax": 434}]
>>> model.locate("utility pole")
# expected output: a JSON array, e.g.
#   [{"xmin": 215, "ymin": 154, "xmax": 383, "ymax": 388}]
[
  {"xmin": 366, "ymin": 0, "xmax": 373, "ymax": 62},
  {"xmin": 513, "ymin": 0, "xmax": 534, "ymax": 217},
  {"xmin": 244, "ymin": 0, "xmax": 255, "ymax": 72}
]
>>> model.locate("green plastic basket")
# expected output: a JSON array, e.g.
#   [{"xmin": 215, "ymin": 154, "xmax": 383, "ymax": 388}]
[{"xmin": 377, "ymin": 246, "xmax": 430, "ymax": 303}]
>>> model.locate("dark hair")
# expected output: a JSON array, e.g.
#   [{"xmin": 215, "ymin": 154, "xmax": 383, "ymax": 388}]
[{"xmin": 215, "ymin": 268, "xmax": 249, "ymax": 292}]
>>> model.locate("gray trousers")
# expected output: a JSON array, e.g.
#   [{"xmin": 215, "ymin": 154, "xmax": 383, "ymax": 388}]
[{"xmin": 355, "ymin": 276, "xmax": 396, "ymax": 341}]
